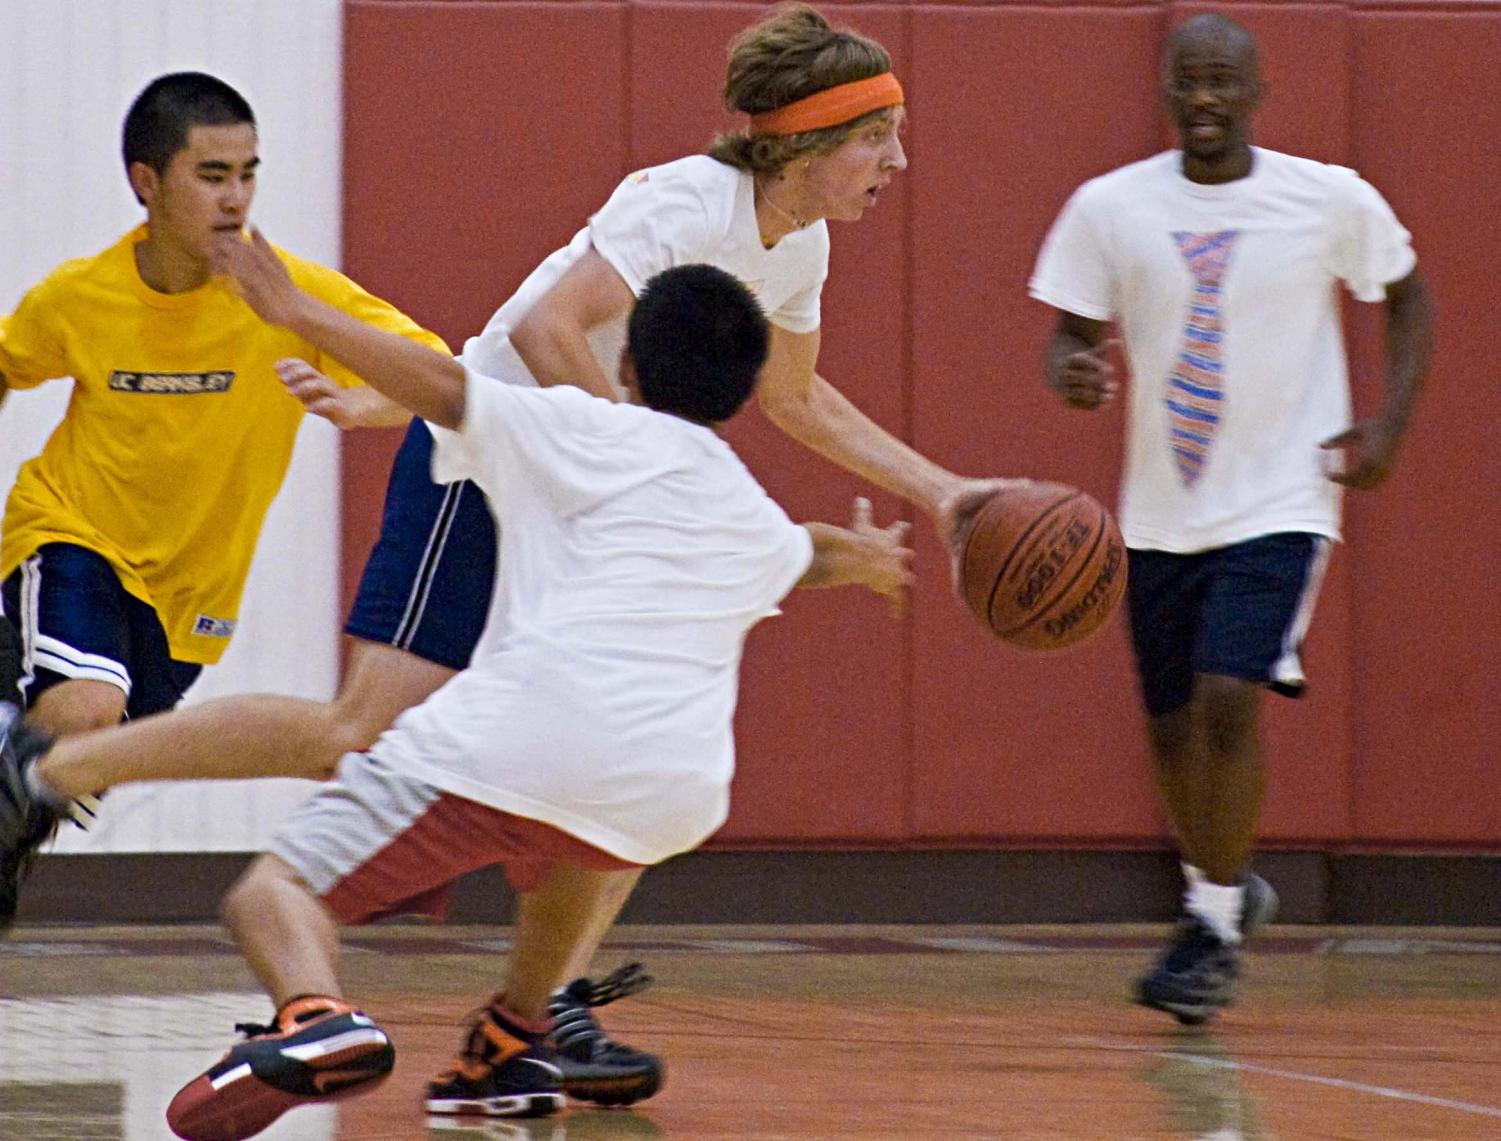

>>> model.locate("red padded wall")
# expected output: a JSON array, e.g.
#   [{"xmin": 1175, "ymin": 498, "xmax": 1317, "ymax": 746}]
[
  {"xmin": 342, "ymin": 2, "xmax": 1501, "ymax": 851},
  {"xmin": 1346, "ymin": 10, "xmax": 1501, "ymax": 842}
]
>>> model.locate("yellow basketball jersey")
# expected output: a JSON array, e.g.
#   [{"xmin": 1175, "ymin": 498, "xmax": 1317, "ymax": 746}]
[{"xmin": 0, "ymin": 226, "xmax": 447, "ymax": 664}]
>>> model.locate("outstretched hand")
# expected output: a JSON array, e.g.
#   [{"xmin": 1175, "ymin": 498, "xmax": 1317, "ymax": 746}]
[
  {"xmin": 210, "ymin": 227, "xmax": 305, "ymax": 329},
  {"xmin": 1320, "ymin": 418, "xmax": 1403, "ymax": 490},
  {"xmin": 849, "ymin": 496, "xmax": 914, "ymax": 618},
  {"xmin": 276, "ymin": 358, "xmax": 361, "ymax": 428}
]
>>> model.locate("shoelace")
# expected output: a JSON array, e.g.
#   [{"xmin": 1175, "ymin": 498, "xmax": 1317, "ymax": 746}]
[
  {"xmin": 549, "ymin": 963, "xmax": 653, "ymax": 1057},
  {"xmin": 562, "ymin": 962, "xmax": 654, "ymax": 1008},
  {"xmin": 233, "ymin": 1019, "xmax": 278, "ymax": 1040}
]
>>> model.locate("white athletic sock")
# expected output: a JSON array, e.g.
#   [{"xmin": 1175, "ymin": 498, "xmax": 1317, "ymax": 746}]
[
  {"xmin": 1187, "ymin": 879, "xmax": 1244, "ymax": 946},
  {"xmin": 1181, "ymin": 861, "xmax": 1207, "ymax": 890}
]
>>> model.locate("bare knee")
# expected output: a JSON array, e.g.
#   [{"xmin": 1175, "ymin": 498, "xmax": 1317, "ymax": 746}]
[
  {"xmin": 1195, "ymin": 674, "xmax": 1260, "ymax": 756},
  {"xmin": 27, "ymin": 680, "xmax": 127, "ymax": 737}
]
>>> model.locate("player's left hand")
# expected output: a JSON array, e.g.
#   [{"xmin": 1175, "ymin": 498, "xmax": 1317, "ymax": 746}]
[
  {"xmin": 1320, "ymin": 417, "xmax": 1403, "ymax": 490},
  {"xmin": 849, "ymin": 497, "xmax": 914, "ymax": 618},
  {"xmin": 211, "ymin": 227, "xmax": 304, "ymax": 328},
  {"xmin": 275, "ymin": 359, "xmax": 356, "ymax": 428}
]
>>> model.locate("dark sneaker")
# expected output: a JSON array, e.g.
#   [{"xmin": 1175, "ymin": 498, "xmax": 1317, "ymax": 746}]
[
  {"xmin": 167, "ymin": 996, "xmax": 394, "ymax": 1141},
  {"xmin": 0, "ymin": 615, "xmax": 21, "ymax": 706},
  {"xmin": 548, "ymin": 963, "xmax": 664, "ymax": 1106},
  {"xmin": 1241, "ymin": 872, "xmax": 1278, "ymax": 937},
  {"xmin": 0, "ymin": 704, "xmax": 61, "ymax": 934},
  {"xmin": 1134, "ymin": 915, "xmax": 1242, "ymax": 1026},
  {"xmin": 426, "ymin": 1001, "xmax": 565, "ymax": 1118}
]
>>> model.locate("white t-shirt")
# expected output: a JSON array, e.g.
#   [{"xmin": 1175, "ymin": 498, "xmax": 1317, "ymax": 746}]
[
  {"xmin": 461, "ymin": 153, "xmax": 829, "ymax": 386},
  {"xmin": 1029, "ymin": 148, "xmax": 1416, "ymax": 552},
  {"xmin": 378, "ymin": 379, "xmax": 814, "ymax": 865}
]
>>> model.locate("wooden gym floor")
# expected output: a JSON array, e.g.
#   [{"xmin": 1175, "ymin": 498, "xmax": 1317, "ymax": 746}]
[{"xmin": 2, "ymin": 923, "xmax": 1500, "ymax": 1140}]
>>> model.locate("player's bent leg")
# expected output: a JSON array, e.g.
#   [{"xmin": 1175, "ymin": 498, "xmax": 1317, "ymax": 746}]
[
  {"xmin": 32, "ymin": 641, "xmax": 455, "ymax": 800},
  {"xmin": 428, "ymin": 864, "xmax": 651, "ymax": 1118},
  {"xmin": 223, "ymin": 855, "xmax": 343, "ymax": 1005},
  {"xmin": 327, "ymin": 637, "xmax": 458, "ymax": 760},
  {"xmin": 26, "ymin": 677, "xmax": 127, "ymax": 737},
  {"xmin": 518, "ymin": 865, "xmax": 664, "ymax": 1107},
  {"xmin": 166, "ymin": 995, "xmax": 394, "ymax": 1141}
]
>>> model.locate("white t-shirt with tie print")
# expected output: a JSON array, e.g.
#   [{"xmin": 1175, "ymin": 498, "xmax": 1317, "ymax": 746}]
[{"xmin": 1030, "ymin": 147, "xmax": 1416, "ymax": 553}]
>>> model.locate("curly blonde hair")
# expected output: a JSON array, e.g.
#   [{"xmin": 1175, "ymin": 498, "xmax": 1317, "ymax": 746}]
[{"xmin": 708, "ymin": 4, "xmax": 896, "ymax": 174}]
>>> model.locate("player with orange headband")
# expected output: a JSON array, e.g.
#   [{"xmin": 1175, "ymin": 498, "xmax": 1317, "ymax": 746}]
[{"xmin": 0, "ymin": 3, "xmax": 1015, "ymax": 1121}]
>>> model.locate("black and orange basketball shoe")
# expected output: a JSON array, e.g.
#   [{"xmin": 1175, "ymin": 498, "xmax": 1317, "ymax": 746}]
[
  {"xmin": 548, "ymin": 962, "xmax": 665, "ymax": 1106},
  {"xmin": 167, "ymin": 995, "xmax": 394, "ymax": 1141},
  {"xmin": 426, "ymin": 999, "xmax": 565, "ymax": 1118},
  {"xmin": 0, "ymin": 703, "xmax": 62, "ymax": 934}
]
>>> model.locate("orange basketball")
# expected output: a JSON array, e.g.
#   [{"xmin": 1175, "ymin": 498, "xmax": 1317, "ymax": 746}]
[{"xmin": 959, "ymin": 482, "xmax": 1128, "ymax": 650}]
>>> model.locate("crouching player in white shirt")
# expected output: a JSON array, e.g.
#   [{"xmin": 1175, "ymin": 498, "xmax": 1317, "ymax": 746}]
[{"xmin": 161, "ymin": 234, "xmax": 915, "ymax": 1141}]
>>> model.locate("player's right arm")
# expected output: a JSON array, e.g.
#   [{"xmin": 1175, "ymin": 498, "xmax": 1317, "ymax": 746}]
[
  {"xmin": 1044, "ymin": 311, "xmax": 1117, "ymax": 410},
  {"xmin": 217, "ymin": 229, "xmax": 467, "ymax": 429},
  {"xmin": 797, "ymin": 497, "xmax": 913, "ymax": 617},
  {"xmin": 507, "ymin": 248, "xmax": 635, "ymax": 400}
]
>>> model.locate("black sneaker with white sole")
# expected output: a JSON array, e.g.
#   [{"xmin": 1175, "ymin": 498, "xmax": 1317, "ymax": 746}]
[
  {"xmin": 548, "ymin": 962, "xmax": 664, "ymax": 1106},
  {"xmin": 1135, "ymin": 914, "xmax": 1243, "ymax": 1025}
]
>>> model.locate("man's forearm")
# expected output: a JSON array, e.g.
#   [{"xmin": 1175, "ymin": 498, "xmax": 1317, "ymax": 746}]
[
  {"xmin": 1381, "ymin": 273, "xmax": 1434, "ymax": 434},
  {"xmin": 286, "ymin": 296, "xmax": 467, "ymax": 429},
  {"xmin": 765, "ymin": 375, "xmax": 958, "ymax": 518},
  {"xmin": 510, "ymin": 315, "xmax": 619, "ymax": 400}
]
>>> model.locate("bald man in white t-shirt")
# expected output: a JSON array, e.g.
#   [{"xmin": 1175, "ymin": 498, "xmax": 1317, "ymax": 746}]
[{"xmin": 1030, "ymin": 14, "xmax": 1432, "ymax": 1026}]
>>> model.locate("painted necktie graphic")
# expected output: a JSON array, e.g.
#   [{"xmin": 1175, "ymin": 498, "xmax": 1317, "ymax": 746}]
[{"xmin": 1167, "ymin": 230, "xmax": 1239, "ymax": 485}]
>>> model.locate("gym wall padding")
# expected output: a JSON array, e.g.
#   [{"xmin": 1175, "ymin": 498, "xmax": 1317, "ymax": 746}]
[{"xmin": 342, "ymin": 1, "xmax": 1500, "ymax": 851}]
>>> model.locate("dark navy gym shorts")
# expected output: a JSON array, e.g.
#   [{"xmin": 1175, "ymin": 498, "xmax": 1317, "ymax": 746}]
[
  {"xmin": 1, "ymin": 542, "xmax": 202, "ymax": 718},
  {"xmin": 1127, "ymin": 531, "xmax": 1331, "ymax": 718},
  {"xmin": 344, "ymin": 418, "xmax": 498, "ymax": 671}
]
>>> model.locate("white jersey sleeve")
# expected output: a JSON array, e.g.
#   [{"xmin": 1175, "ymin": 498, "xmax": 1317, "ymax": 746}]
[
  {"xmin": 431, "ymin": 371, "xmax": 647, "ymax": 519},
  {"xmin": 589, "ymin": 167, "xmax": 718, "ymax": 295},
  {"xmin": 1327, "ymin": 168, "xmax": 1417, "ymax": 302},
  {"xmin": 1028, "ymin": 183, "xmax": 1116, "ymax": 322}
]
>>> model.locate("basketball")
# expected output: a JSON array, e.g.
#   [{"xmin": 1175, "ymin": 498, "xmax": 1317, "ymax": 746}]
[{"xmin": 959, "ymin": 481, "xmax": 1128, "ymax": 650}]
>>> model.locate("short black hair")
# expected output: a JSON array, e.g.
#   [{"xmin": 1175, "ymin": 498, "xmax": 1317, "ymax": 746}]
[
  {"xmin": 627, "ymin": 265, "xmax": 769, "ymax": 424},
  {"xmin": 122, "ymin": 72, "xmax": 255, "ymax": 192}
]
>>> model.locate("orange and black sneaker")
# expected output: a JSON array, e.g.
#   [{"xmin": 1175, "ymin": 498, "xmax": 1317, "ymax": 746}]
[
  {"xmin": 548, "ymin": 963, "xmax": 664, "ymax": 1106},
  {"xmin": 426, "ymin": 999, "xmax": 565, "ymax": 1118},
  {"xmin": 167, "ymin": 995, "xmax": 394, "ymax": 1141}
]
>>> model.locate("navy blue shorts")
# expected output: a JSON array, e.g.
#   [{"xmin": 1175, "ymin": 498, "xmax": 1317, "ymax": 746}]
[
  {"xmin": 1, "ymin": 543, "xmax": 202, "ymax": 718},
  {"xmin": 1127, "ymin": 532, "xmax": 1331, "ymax": 718},
  {"xmin": 344, "ymin": 419, "xmax": 498, "ymax": 671}
]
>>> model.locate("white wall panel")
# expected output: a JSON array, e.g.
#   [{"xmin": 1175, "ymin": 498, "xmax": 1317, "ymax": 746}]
[{"xmin": 0, "ymin": 0, "xmax": 346, "ymax": 852}]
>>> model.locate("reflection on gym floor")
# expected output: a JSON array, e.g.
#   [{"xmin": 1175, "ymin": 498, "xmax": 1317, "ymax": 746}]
[{"xmin": 4, "ymin": 924, "xmax": 1501, "ymax": 1139}]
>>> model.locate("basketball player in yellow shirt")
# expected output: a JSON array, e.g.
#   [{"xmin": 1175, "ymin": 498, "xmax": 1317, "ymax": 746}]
[{"xmin": 0, "ymin": 72, "xmax": 441, "ymax": 742}]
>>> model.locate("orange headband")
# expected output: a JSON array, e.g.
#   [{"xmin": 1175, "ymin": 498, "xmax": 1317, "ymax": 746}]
[{"xmin": 747, "ymin": 73, "xmax": 904, "ymax": 137}]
